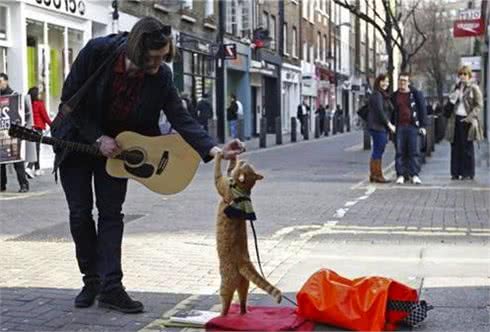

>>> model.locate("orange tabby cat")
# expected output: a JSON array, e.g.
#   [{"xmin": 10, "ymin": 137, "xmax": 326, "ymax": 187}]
[{"xmin": 214, "ymin": 152, "xmax": 282, "ymax": 316}]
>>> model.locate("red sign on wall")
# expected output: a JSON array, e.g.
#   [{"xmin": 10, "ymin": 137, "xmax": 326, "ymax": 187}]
[{"xmin": 453, "ymin": 18, "xmax": 485, "ymax": 37}]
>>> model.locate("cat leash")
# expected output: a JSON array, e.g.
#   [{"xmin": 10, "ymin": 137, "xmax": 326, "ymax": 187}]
[{"xmin": 249, "ymin": 220, "xmax": 298, "ymax": 307}]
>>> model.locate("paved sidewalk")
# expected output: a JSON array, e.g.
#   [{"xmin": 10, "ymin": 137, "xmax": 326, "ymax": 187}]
[{"xmin": 143, "ymin": 141, "xmax": 489, "ymax": 332}]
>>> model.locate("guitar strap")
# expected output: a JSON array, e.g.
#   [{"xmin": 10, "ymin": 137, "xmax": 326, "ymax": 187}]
[{"xmin": 60, "ymin": 37, "xmax": 127, "ymax": 117}]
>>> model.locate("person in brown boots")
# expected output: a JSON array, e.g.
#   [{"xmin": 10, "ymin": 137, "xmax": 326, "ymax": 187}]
[{"xmin": 367, "ymin": 74, "xmax": 396, "ymax": 183}]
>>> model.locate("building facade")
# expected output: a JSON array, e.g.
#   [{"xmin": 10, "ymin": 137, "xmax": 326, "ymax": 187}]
[{"xmin": 0, "ymin": 0, "xmax": 138, "ymax": 116}]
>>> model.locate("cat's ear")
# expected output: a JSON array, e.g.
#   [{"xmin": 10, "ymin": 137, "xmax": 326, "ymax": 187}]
[
  {"xmin": 238, "ymin": 173, "xmax": 246, "ymax": 182},
  {"xmin": 255, "ymin": 173, "xmax": 264, "ymax": 180}
]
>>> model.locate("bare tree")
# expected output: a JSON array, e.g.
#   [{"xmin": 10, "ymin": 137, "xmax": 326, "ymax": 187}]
[
  {"xmin": 409, "ymin": 0, "xmax": 459, "ymax": 104},
  {"xmin": 333, "ymin": 0, "xmax": 427, "ymax": 86}
]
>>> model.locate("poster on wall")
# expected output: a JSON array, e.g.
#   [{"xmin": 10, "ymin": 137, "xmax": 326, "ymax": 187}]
[{"xmin": 0, "ymin": 94, "xmax": 25, "ymax": 164}]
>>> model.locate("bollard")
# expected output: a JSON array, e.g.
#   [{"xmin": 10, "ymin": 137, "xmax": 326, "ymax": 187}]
[
  {"xmin": 338, "ymin": 114, "xmax": 344, "ymax": 133},
  {"xmin": 314, "ymin": 115, "xmax": 320, "ymax": 138},
  {"xmin": 291, "ymin": 117, "xmax": 297, "ymax": 143},
  {"xmin": 259, "ymin": 117, "xmax": 267, "ymax": 148},
  {"xmin": 237, "ymin": 118, "xmax": 245, "ymax": 141},
  {"xmin": 332, "ymin": 113, "xmax": 337, "ymax": 135},
  {"xmin": 431, "ymin": 115, "xmax": 436, "ymax": 152},
  {"xmin": 275, "ymin": 116, "xmax": 282, "ymax": 145},
  {"xmin": 363, "ymin": 128, "xmax": 371, "ymax": 150},
  {"xmin": 324, "ymin": 115, "xmax": 330, "ymax": 136},
  {"xmin": 304, "ymin": 116, "xmax": 310, "ymax": 140}
]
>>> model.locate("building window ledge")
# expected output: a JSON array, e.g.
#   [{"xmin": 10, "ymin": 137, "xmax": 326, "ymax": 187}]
[
  {"xmin": 204, "ymin": 22, "xmax": 217, "ymax": 30},
  {"xmin": 292, "ymin": 55, "xmax": 299, "ymax": 60},
  {"xmin": 153, "ymin": 4, "xmax": 170, "ymax": 13},
  {"xmin": 181, "ymin": 15, "xmax": 197, "ymax": 24}
]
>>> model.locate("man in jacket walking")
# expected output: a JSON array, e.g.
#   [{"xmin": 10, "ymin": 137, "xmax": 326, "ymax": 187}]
[{"xmin": 391, "ymin": 72, "xmax": 427, "ymax": 184}]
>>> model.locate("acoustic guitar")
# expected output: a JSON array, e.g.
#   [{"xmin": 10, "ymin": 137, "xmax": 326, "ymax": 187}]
[{"xmin": 8, "ymin": 124, "xmax": 201, "ymax": 195}]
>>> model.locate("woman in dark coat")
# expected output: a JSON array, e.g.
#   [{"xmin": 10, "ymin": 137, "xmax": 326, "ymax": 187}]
[{"xmin": 367, "ymin": 73, "xmax": 396, "ymax": 183}]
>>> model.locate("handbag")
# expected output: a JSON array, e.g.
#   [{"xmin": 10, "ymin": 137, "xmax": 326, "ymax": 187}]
[
  {"xmin": 443, "ymin": 102, "xmax": 454, "ymax": 118},
  {"xmin": 356, "ymin": 104, "xmax": 369, "ymax": 121}
]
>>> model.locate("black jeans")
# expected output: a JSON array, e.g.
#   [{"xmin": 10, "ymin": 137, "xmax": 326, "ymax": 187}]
[
  {"xmin": 1, "ymin": 162, "xmax": 29, "ymax": 190},
  {"xmin": 451, "ymin": 115, "xmax": 475, "ymax": 178},
  {"xmin": 59, "ymin": 154, "xmax": 128, "ymax": 292}
]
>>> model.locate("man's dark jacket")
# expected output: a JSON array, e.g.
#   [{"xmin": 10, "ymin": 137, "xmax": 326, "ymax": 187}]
[
  {"xmin": 391, "ymin": 87, "xmax": 427, "ymax": 128},
  {"xmin": 51, "ymin": 33, "xmax": 216, "ymax": 169}
]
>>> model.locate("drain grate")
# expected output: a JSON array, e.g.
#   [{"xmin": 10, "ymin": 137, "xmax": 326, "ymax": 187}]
[{"xmin": 7, "ymin": 214, "xmax": 146, "ymax": 242}]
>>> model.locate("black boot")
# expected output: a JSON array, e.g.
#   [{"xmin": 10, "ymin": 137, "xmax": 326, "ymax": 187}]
[
  {"xmin": 75, "ymin": 282, "xmax": 100, "ymax": 308},
  {"xmin": 98, "ymin": 287, "xmax": 144, "ymax": 313}
]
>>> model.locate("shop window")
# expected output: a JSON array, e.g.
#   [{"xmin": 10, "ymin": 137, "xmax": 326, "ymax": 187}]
[{"xmin": 0, "ymin": 6, "xmax": 7, "ymax": 41}]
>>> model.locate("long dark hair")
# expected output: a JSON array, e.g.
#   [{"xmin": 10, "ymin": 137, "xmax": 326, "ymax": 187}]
[
  {"xmin": 28, "ymin": 87, "xmax": 40, "ymax": 102},
  {"xmin": 373, "ymin": 74, "xmax": 389, "ymax": 97},
  {"xmin": 127, "ymin": 16, "xmax": 174, "ymax": 68}
]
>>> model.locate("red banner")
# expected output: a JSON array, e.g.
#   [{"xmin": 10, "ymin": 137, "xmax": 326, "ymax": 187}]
[{"xmin": 453, "ymin": 18, "xmax": 485, "ymax": 37}]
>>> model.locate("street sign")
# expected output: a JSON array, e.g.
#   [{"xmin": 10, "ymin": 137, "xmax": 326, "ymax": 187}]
[
  {"xmin": 460, "ymin": 56, "xmax": 481, "ymax": 71},
  {"xmin": 454, "ymin": 9, "xmax": 484, "ymax": 37},
  {"xmin": 453, "ymin": 19, "xmax": 485, "ymax": 37},
  {"xmin": 223, "ymin": 43, "xmax": 237, "ymax": 60}
]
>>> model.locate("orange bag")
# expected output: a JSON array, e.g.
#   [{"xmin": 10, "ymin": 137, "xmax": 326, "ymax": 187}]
[{"xmin": 296, "ymin": 269, "xmax": 423, "ymax": 331}]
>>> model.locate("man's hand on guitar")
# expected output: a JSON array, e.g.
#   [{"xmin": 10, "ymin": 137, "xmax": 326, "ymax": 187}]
[{"xmin": 96, "ymin": 135, "xmax": 122, "ymax": 158}]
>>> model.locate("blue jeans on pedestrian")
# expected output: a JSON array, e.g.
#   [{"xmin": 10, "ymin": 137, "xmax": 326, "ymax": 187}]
[
  {"xmin": 395, "ymin": 125, "xmax": 420, "ymax": 177},
  {"xmin": 60, "ymin": 154, "xmax": 128, "ymax": 292},
  {"xmin": 229, "ymin": 120, "xmax": 238, "ymax": 138},
  {"xmin": 369, "ymin": 129, "xmax": 388, "ymax": 160}
]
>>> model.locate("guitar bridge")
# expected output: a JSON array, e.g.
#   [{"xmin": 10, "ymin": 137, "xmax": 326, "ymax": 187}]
[{"xmin": 156, "ymin": 151, "xmax": 169, "ymax": 175}]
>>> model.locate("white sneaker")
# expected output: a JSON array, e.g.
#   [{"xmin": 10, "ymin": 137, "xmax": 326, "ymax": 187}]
[
  {"xmin": 34, "ymin": 170, "xmax": 44, "ymax": 176},
  {"xmin": 395, "ymin": 176, "xmax": 404, "ymax": 184},
  {"xmin": 25, "ymin": 168, "xmax": 35, "ymax": 179},
  {"xmin": 412, "ymin": 175, "xmax": 422, "ymax": 184}
]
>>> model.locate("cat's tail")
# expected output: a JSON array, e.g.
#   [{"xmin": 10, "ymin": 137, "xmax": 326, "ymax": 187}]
[{"xmin": 239, "ymin": 261, "xmax": 282, "ymax": 303}]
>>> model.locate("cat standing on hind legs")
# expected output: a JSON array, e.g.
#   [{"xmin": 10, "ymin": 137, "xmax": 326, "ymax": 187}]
[{"xmin": 214, "ymin": 152, "xmax": 282, "ymax": 316}]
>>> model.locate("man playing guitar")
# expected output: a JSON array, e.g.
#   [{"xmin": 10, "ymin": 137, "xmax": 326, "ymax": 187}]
[{"xmin": 51, "ymin": 16, "xmax": 244, "ymax": 314}]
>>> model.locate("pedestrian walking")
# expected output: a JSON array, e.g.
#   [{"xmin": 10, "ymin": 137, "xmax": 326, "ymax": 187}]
[
  {"xmin": 26, "ymin": 86, "xmax": 51, "ymax": 176},
  {"xmin": 50, "ymin": 17, "xmax": 244, "ymax": 313},
  {"xmin": 367, "ymin": 74, "xmax": 396, "ymax": 183},
  {"xmin": 445, "ymin": 65, "xmax": 483, "ymax": 180},
  {"xmin": 196, "ymin": 93, "xmax": 213, "ymax": 131},
  {"xmin": 227, "ymin": 94, "xmax": 239, "ymax": 138},
  {"xmin": 391, "ymin": 72, "xmax": 427, "ymax": 185},
  {"xmin": 0, "ymin": 73, "xmax": 30, "ymax": 193}
]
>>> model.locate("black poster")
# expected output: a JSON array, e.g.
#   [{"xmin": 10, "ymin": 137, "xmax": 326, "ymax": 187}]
[{"xmin": 0, "ymin": 94, "xmax": 24, "ymax": 163}]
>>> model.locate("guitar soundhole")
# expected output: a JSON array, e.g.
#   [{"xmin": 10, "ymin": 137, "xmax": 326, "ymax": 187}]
[
  {"xmin": 123, "ymin": 148, "xmax": 146, "ymax": 167},
  {"xmin": 124, "ymin": 163, "xmax": 155, "ymax": 178}
]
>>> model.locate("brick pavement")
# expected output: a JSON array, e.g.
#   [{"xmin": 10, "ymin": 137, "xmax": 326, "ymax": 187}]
[{"xmin": 2, "ymin": 132, "xmax": 487, "ymax": 331}]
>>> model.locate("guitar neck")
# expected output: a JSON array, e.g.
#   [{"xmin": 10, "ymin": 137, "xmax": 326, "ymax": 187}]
[{"xmin": 40, "ymin": 135, "xmax": 102, "ymax": 156}]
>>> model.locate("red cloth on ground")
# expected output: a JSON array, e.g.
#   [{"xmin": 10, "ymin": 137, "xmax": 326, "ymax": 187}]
[{"xmin": 205, "ymin": 304, "xmax": 315, "ymax": 331}]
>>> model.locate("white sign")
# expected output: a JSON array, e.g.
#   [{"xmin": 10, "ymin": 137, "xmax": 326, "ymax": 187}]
[
  {"xmin": 33, "ymin": 0, "xmax": 86, "ymax": 17},
  {"xmin": 458, "ymin": 9, "xmax": 481, "ymax": 20},
  {"xmin": 461, "ymin": 56, "xmax": 481, "ymax": 71}
]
